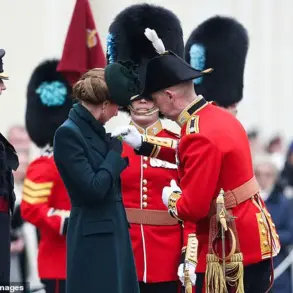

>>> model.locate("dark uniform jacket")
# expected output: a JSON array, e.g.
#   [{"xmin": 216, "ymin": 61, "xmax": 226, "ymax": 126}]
[
  {"xmin": 53, "ymin": 103, "xmax": 139, "ymax": 293},
  {"xmin": 0, "ymin": 133, "xmax": 19, "ymax": 285}
]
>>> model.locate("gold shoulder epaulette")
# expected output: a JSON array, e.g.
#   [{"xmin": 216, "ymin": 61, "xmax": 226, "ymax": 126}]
[{"xmin": 186, "ymin": 116, "xmax": 199, "ymax": 135}]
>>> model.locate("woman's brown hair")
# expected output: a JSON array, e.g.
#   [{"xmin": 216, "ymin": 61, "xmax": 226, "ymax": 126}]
[{"xmin": 72, "ymin": 68, "xmax": 111, "ymax": 105}]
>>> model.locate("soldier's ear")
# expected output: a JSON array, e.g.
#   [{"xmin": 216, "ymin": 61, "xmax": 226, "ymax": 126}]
[{"xmin": 165, "ymin": 90, "xmax": 175, "ymax": 101}]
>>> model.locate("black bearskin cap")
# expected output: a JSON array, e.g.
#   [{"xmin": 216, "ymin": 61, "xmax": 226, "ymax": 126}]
[
  {"xmin": 107, "ymin": 4, "xmax": 184, "ymax": 65},
  {"xmin": 106, "ymin": 3, "xmax": 184, "ymax": 114},
  {"xmin": 185, "ymin": 16, "xmax": 249, "ymax": 108},
  {"xmin": 25, "ymin": 60, "xmax": 73, "ymax": 148},
  {"xmin": 107, "ymin": 3, "xmax": 184, "ymax": 86}
]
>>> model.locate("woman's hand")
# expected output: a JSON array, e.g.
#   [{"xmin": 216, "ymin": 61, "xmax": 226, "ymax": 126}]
[
  {"xmin": 106, "ymin": 134, "xmax": 123, "ymax": 154},
  {"xmin": 106, "ymin": 134, "xmax": 129, "ymax": 167}
]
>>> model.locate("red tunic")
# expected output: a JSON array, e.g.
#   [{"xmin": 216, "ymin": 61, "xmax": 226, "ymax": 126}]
[
  {"xmin": 121, "ymin": 120, "xmax": 195, "ymax": 283},
  {"xmin": 20, "ymin": 147, "xmax": 71, "ymax": 279},
  {"xmin": 137, "ymin": 97, "xmax": 280, "ymax": 274}
]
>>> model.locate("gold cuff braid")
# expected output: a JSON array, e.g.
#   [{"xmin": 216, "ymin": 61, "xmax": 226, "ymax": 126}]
[
  {"xmin": 185, "ymin": 233, "xmax": 198, "ymax": 266},
  {"xmin": 142, "ymin": 135, "xmax": 178, "ymax": 149},
  {"xmin": 168, "ymin": 192, "xmax": 182, "ymax": 222},
  {"xmin": 184, "ymin": 234, "xmax": 198, "ymax": 293}
]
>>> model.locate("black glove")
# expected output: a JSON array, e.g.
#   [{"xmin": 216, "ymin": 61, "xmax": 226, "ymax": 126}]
[{"xmin": 105, "ymin": 134, "xmax": 123, "ymax": 154}]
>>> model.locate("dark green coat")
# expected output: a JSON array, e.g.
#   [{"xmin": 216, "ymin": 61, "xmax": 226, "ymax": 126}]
[{"xmin": 53, "ymin": 103, "xmax": 139, "ymax": 293}]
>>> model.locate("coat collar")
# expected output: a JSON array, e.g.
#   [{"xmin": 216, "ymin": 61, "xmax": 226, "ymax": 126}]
[
  {"xmin": 130, "ymin": 119, "xmax": 163, "ymax": 136},
  {"xmin": 69, "ymin": 103, "xmax": 106, "ymax": 139},
  {"xmin": 176, "ymin": 95, "xmax": 208, "ymax": 127}
]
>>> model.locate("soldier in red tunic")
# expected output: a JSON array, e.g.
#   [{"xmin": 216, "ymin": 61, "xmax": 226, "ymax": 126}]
[
  {"xmin": 21, "ymin": 60, "xmax": 72, "ymax": 293},
  {"xmin": 112, "ymin": 29, "xmax": 280, "ymax": 293},
  {"xmin": 107, "ymin": 4, "xmax": 196, "ymax": 293}
]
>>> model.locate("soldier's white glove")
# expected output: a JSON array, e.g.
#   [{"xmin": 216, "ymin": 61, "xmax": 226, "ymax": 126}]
[
  {"xmin": 162, "ymin": 179, "xmax": 182, "ymax": 207},
  {"xmin": 177, "ymin": 262, "xmax": 197, "ymax": 286},
  {"xmin": 111, "ymin": 125, "xmax": 142, "ymax": 149}
]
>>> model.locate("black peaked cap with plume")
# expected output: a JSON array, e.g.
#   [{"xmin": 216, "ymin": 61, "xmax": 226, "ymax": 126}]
[
  {"xmin": 26, "ymin": 59, "xmax": 73, "ymax": 148},
  {"xmin": 107, "ymin": 3, "xmax": 184, "ymax": 114},
  {"xmin": 185, "ymin": 16, "xmax": 249, "ymax": 108}
]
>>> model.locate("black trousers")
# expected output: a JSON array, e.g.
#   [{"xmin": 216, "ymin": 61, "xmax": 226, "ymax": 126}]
[
  {"xmin": 41, "ymin": 279, "xmax": 66, "ymax": 293},
  {"xmin": 139, "ymin": 281, "xmax": 178, "ymax": 293},
  {"xmin": 0, "ymin": 212, "xmax": 10, "ymax": 286},
  {"xmin": 196, "ymin": 259, "xmax": 272, "ymax": 293}
]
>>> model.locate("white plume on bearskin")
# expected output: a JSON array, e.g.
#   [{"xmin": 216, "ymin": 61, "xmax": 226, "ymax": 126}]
[{"xmin": 144, "ymin": 28, "xmax": 166, "ymax": 55}]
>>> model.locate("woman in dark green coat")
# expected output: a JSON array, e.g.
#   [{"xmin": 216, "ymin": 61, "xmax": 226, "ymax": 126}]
[{"xmin": 53, "ymin": 64, "xmax": 140, "ymax": 293}]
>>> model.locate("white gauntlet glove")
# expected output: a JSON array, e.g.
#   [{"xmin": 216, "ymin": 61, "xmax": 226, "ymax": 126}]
[
  {"xmin": 162, "ymin": 179, "xmax": 182, "ymax": 207},
  {"xmin": 177, "ymin": 262, "xmax": 197, "ymax": 286},
  {"xmin": 111, "ymin": 125, "xmax": 142, "ymax": 149}
]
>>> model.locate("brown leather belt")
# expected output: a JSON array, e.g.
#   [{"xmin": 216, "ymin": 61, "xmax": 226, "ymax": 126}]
[
  {"xmin": 209, "ymin": 176, "xmax": 259, "ymax": 216},
  {"xmin": 126, "ymin": 208, "xmax": 179, "ymax": 226},
  {"xmin": 0, "ymin": 196, "xmax": 9, "ymax": 213}
]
